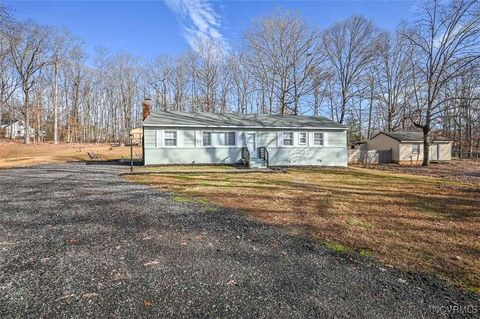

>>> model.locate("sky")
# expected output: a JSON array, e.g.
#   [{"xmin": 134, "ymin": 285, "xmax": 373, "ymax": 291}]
[{"xmin": 4, "ymin": 0, "xmax": 417, "ymax": 60}]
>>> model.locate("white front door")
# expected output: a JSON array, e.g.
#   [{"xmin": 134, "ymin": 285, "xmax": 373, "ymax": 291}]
[{"xmin": 246, "ymin": 133, "xmax": 256, "ymax": 158}]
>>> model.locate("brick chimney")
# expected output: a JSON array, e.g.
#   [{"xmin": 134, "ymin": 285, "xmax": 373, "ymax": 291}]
[{"xmin": 142, "ymin": 98, "xmax": 152, "ymax": 121}]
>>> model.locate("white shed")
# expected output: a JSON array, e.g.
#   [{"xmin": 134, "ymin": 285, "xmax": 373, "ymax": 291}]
[{"xmin": 367, "ymin": 132, "xmax": 452, "ymax": 165}]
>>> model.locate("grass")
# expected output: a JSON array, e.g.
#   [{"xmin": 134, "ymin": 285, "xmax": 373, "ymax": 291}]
[
  {"xmin": 324, "ymin": 241, "xmax": 351, "ymax": 253},
  {"xmin": 126, "ymin": 166, "xmax": 480, "ymax": 292},
  {"xmin": 0, "ymin": 140, "xmax": 141, "ymax": 169},
  {"xmin": 173, "ymin": 196, "xmax": 196, "ymax": 203}
]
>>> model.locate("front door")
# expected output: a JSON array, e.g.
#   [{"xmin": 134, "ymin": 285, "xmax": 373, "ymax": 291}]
[{"xmin": 246, "ymin": 133, "xmax": 256, "ymax": 158}]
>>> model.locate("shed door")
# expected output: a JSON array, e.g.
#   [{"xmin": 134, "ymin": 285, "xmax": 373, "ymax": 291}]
[{"xmin": 430, "ymin": 144, "xmax": 439, "ymax": 161}]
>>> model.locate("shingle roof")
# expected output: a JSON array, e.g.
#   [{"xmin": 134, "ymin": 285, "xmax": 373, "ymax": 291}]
[
  {"xmin": 378, "ymin": 131, "xmax": 450, "ymax": 142},
  {"xmin": 143, "ymin": 111, "xmax": 347, "ymax": 129}
]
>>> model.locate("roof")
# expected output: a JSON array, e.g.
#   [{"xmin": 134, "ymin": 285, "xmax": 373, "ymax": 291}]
[
  {"xmin": 130, "ymin": 127, "xmax": 143, "ymax": 134},
  {"xmin": 374, "ymin": 131, "xmax": 451, "ymax": 143},
  {"xmin": 143, "ymin": 111, "xmax": 347, "ymax": 130},
  {"xmin": 1, "ymin": 121, "xmax": 24, "ymax": 128}
]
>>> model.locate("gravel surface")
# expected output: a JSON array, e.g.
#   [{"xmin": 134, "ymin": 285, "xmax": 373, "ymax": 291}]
[{"xmin": 0, "ymin": 163, "xmax": 478, "ymax": 318}]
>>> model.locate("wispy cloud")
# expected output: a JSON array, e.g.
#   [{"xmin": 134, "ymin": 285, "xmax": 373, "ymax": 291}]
[{"xmin": 163, "ymin": 0, "xmax": 228, "ymax": 52}]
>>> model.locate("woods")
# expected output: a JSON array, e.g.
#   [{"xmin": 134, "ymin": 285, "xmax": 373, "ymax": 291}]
[{"xmin": 0, "ymin": 1, "xmax": 479, "ymax": 165}]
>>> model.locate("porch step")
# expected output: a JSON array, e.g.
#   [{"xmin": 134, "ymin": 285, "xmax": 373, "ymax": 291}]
[{"xmin": 249, "ymin": 158, "xmax": 267, "ymax": 169}]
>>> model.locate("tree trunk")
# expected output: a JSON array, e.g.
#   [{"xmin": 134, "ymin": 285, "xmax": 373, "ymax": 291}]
[
  {"xmin": 367, "ymin": 83, "xmax": 374, "ymax": 139},
  {"xmin": 0, "ymin": 99, "xmax": 3, "ymax": 127},
  {"xmin": 422, "ymin": 126, "xmax": 430, "ymax": 166},
  {"xmin": 53, "ymin": 61, "xmax": 59, "ymax": 144},
  {"xmin": 339, "ymin": 88, "xmax": 347, "ymax": 124},
  {"xmin": 24, "ymin": 87, "xmax": 30, "ymax": 144}
]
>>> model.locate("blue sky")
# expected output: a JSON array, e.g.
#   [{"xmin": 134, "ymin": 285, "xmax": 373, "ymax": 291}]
[{"xmin": 5, "ymin": 0, "xmax": 416, "ymax": 59}]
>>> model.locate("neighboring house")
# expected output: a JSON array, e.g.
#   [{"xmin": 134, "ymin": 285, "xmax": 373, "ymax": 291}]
[
  {"xmin": 367, "ymin": 132, "xmax": 452, "ymax": 164},
  {"xmin": 142, "ymin": 110, "xmax": 348, "ymax": 167},
  {"xmin": 129, "ymin": 128, "xmax": 143, "ymax": 144},
  {"xmin": 1, "ymin": 121, "xmax": 35, "ymax": 139}
]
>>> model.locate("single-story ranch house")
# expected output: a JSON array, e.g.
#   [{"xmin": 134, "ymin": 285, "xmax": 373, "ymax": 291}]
[
  {"xmin": 367, "ymin": 132, "xmax": 452, "ymax": 164},
  {"xmin": 142, "ymin": 110, "xmax": 348, "ymax": 167}
]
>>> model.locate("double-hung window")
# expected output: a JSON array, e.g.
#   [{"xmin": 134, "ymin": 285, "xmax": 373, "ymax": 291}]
[
  {"xmin": 412, "ymin": 144, "xmax": 420, "ymax": 154},
  {"xmin": 313, "ymin": 132, "xmax": 324, "ymax": 146},
  {"xmin": 299, "ymin": 132, "xmax": 307, "ymax": 145},
  {"xmin": 226, "ymin": 132, "xmax": 236, "ymax": 146},
  {"xmin": 283, "ymin": 132, "xmax": 293, "ymax": 146},
  {"xmin": 164, "ymin": 131, "xmax": 177, "ymax": 146},
  {"xmin": 203, "ymin": 132, "xmax": 212, "ymax": 146},
  {"xmin": 203, "ymin": 131, "xmax": 236, "ymax": 146}
]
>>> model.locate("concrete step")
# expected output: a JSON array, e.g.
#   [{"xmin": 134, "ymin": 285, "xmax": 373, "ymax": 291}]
[{"xmin": 249, "ymin": 159, "xmax": 267, "ymax": 168}]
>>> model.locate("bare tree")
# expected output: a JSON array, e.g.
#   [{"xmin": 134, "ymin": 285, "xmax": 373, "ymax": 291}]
[
  {"xmin": 195, "ymin": 39, "xmax": 222, "ymax": 112},
  {"xmin": 147, "ymin": 55, "xmax": 172, "ymax": 110},
  {"xmin": 403, "ymin": 0, "xmax": 480, "ymax": 165},
  {"xmin": 322, "ymin": 16, "xmax": 381, "ymax": 123},
  {"xmin": 0, "ymin": 0, "xmax": 478, "ymax": 152},
  {"xmin": 246, "ymin": 10, "xmax": 321, "ymax": 115},
  {"xmin": 170, "ymin": 55, "xmax": 188, "ymax": 111},
  {"xmin": 375, "ymin": 31, "xmax": 413, "ymax": 131},
  {"xmin": 7, "ymin": 21, "xmax": 51, "ymax": 144},
  {"xmin": 49, "ymin": 28, "xmax": 73, "ymax": 144}
]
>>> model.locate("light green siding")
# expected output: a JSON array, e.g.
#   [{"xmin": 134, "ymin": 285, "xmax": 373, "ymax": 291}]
[{"xmin": 144, "ymin": 126, "xmax": 347, "ymax": 167}]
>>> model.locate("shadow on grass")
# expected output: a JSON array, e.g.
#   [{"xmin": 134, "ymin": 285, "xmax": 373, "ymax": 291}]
[{"xmin": 131, "ymin": 168, "xmax": 480, "ymax": 292}]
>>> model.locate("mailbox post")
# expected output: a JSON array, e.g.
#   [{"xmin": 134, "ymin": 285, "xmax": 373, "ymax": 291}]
[{"xmin": 129, "ymin": 133, "xmax": 133, "ymax": 172}]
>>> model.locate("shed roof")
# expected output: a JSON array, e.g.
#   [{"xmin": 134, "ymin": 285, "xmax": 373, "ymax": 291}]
[
  {"xmin": 374, "ymin": 131, "xmax": 450, "ymax": 143},
  {"xmin": 143, "ymin": 111, "xmax": 347, "ymax": 129}
]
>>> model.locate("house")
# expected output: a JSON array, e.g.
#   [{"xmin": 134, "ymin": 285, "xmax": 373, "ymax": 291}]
[
  {"xmin": 129, "ymin": 128, "xmax": 143, "ymax": 144},
  {"xmin": 1, "ymin": 121, "xmax": 34, "ymax": 139},
  {"xmin": 367, "ymin": 132, "xmax": 452, "ymax": 165},
  {"xmin": 142, "ymin": 107, "xmax": 348, "ymax": 168}
]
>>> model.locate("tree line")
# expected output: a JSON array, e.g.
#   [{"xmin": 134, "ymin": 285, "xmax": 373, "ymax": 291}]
[{"xmin": 0, "ymin": 0, "xmax": 479, "ymax": 165}]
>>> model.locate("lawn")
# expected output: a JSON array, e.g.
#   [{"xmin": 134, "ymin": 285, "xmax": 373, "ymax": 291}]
[
  {"xmin": 355, "ymin": 159, "xmax": 480, "ymax": 186},
  {"xmin": 0, "ymin": 140, "xmax": 141, "ymax": 169},
  {"xmin": 126, "ymin": 167, "xmax": 480, "ymax": 292}
]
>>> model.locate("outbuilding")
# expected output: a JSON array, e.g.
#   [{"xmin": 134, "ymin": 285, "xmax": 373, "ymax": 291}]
[
  {"xmin": 367, "ymin": 132, "xmax": 452, "ymax": 165},
  {"xmin": 142, "ymin": 109, "xmax": 348, "ymax": 168},
  {"xmin": 1, "ymin": 121, "xmax": 34, "ymax": 139}
]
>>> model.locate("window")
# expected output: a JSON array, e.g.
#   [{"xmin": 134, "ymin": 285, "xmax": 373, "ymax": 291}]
[
  {"xmin": 313, "ymin": 132, "xmax": 324, "ymax": 146},
  {"xmin": 203, "ymin": 132, "xmax": 212, "ymax": 146},
  {"xmin": 227, "ymin": 132, "xmax": 236, "ymax": 146},
  {"xmin": 412, "ymin": 144, "xmax": 420, "ymax": 154},
  {"xmin": 283, "ymin": 132, "xmax": 293, "ymax": 146},
  {"xmin": 164, "ymin": 131, "xmax": 177, "ymax": 146},
  {"xmin": 203, "ymin": 131, "xmax": 236, "ymax": 146},
  {"xmin": 299, "ymin": 132, "xmax": 307, "ymax": 145}
]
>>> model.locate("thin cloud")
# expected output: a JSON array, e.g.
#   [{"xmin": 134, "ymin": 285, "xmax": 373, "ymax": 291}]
[{"xmin": 163, "ymin": 0, "xmax": 228, "ymax": 52}]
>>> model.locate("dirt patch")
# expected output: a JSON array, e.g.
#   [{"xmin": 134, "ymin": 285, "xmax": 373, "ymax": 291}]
[
  {"xmin": 126, "ymin": 167, "xmax": 480, "ymax": 292},
  {"xmin": 0, "ymin": 140, "xmax": 141, "ymax": 169}
]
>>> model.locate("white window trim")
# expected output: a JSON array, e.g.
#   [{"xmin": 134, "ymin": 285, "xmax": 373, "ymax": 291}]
[
  {"xmin": 163, "ymin": 130, "xmax": 178, "ymax": 148},
  {"xmin": 312, "ymin": 132, "xmax": 325, "ymax": 147},
  {"xmin": 298, "ymin": 132, "xmax": 307, "ymax": 146},
  {"xmin": 202, "ymin": 131, "xmax": 212, "ymax": 147},
  {"xmin": 202, "ymin": 131, "xmax": 237, "ymax": 148},
  {"xmin": 412, "ymin": 143, "xmax": 420, "ymax": 154},
  {"xmin": 282, "ymin": 131, "xmax": 294, "ymax": 147}
]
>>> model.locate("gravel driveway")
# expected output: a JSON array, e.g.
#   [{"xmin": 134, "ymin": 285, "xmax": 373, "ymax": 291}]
[{"xmin": 0, "ymin": 163, "xmax": 478, "ymax": 318}]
